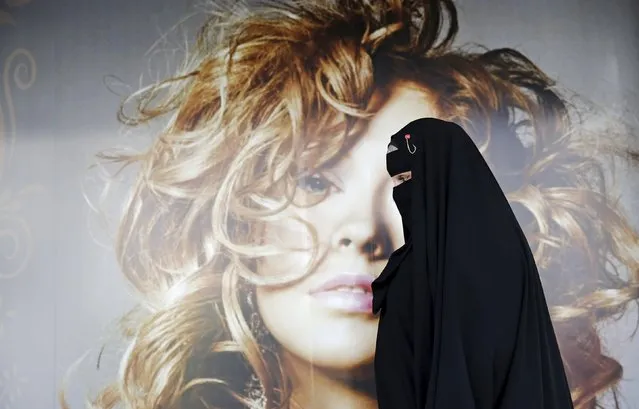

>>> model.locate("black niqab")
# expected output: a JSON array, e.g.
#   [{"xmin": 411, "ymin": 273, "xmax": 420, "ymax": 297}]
[
  {"xmin": 372, "ymin": 118, "xmax": 574, "ymax": 409},
  {"xmin": 387, "ymin": 135, "xmax": 414, "ymax": 240}
]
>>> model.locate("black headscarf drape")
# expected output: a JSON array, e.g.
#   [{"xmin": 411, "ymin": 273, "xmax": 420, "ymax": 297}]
[{"xmin": 373, "ymin": 118, "xmax": 574, "ymax": 409}]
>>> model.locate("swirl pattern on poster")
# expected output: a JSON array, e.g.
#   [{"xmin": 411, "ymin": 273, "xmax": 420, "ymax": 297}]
[
  {"xmin": 0, "ymin": 1, "xmax": 36, "ymax": 406},
  {"xmin": 0, "ymin": 1, "xmax": 37, "ymax": 281}
]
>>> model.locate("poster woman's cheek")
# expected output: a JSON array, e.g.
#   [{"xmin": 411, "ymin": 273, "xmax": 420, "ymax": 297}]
[
  {"xmin": 254, "ymin": 84, "xmax": 441, "ymax": 372},
  {"xmin": 254, "ymin": 161, "xmax": 389, "ymax": 371}
]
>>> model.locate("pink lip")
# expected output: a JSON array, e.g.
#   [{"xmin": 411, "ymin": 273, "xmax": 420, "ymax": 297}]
[{"xmin": 309, "ymin": 274, "xmax": 374, "ymax": 314}]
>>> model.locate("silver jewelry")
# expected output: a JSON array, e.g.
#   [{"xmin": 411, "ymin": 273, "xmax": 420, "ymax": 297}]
[
  {"xmin": 246, "ymin": 287, "xmax": 275, "ymax": 345},
  {"xmin": 245, "ymin": 373, "xmax": 267, "ymax": 409},
  {"xmin": 244, "ymin": 287, "xmax": 270, "ymax": 409}
]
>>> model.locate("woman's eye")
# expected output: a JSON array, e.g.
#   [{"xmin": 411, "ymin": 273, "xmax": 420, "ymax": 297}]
[
  {"xmin": 294, "ymin": 173, "xmax": 335, "ymax": 206},
  {"xmin": 392, "ymin": 172, "xmax": 412, "ymax": 186},
  {"xmin": 297, "ymin": 173, "xmax": 331, "ymax": 195}
]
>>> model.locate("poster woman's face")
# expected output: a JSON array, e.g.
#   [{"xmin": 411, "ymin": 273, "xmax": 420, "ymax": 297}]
[{"xmin": 256, "ymin": 84, "xmax": 439, "ymax": 371}]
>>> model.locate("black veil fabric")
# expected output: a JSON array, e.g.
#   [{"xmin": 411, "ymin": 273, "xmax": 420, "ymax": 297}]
[{"xmin": 373, "ymin": 118, "xmax": 574, "ymax": 409}]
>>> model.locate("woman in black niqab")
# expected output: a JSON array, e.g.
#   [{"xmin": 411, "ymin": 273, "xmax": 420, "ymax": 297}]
[{"xmin": 372, "ymin": 118, "xmax": 574, "ymax": 409}]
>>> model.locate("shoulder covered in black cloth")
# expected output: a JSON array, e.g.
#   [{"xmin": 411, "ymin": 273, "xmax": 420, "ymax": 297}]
[{"xmin": 374, "ymin": 117, "xmax": 574, "ymax": 409}]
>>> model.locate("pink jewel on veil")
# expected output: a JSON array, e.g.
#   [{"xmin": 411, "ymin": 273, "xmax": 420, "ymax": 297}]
[{"xmin": 404, "ymin": 133, "xmax": 416, "ymax": 154}]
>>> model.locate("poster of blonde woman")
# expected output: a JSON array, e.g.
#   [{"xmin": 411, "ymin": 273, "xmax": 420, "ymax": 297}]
[{"xmin": 1, "ymin": 0, "xmax": 638, "ymax": 408}]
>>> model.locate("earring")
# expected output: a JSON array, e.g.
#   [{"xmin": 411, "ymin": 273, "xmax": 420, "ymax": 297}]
[
  {"xmin": 244, "ymin": 287, "xmax": 270, "ymax": 409},
  {"xmin": 246, "ymin": 287, "xmax": 272, "ymax": 343},
  {"xmin": 245, "ymin": 373, "xmax": 267, "ymax": 409},
  {"xmin": 405, "ymin": 133, "xmax": 416, "ymax": 154}
]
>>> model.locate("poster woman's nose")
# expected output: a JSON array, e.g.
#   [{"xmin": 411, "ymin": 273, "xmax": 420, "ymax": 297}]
[{"xmin": 331, "ymin": 217, "xmax": 387, "ymax": 260}]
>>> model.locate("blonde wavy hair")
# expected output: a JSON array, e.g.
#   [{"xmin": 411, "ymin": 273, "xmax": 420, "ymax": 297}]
[{"xmin": 61, "ymin": 0, "xmax": 639, "ymax": 408}]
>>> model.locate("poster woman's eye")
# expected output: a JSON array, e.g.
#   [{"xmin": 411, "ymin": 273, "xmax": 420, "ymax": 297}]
[
  {"xmin": 297, "ymin": 173, "xmax": 332, "ymax": 195},
  {"xmin": 294, "ymin": 173, "xmax": 334, "ymax": 207}
]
